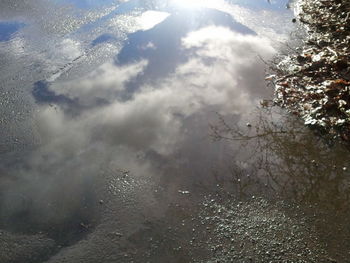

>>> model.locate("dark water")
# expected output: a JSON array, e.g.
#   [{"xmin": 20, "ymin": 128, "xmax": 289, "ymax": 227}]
[{"xmin": 1, "ymin": 0, "xmax": 350, "ymax": 262}]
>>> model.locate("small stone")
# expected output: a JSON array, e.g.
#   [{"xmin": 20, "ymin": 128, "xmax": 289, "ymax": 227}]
[{"xmin": 114, "ymin": 232, "xmax": 123, "ymax": 237}]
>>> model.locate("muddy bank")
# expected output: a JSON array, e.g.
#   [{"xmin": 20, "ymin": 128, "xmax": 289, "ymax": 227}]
[{"xmin": 273, "ymin": 0, "xmax": 350, "ymax": 141}]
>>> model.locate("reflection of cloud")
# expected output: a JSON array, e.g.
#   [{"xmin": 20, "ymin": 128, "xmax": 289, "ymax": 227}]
[
  {"xmin": 0, "ymin": 2, "xmax": 301, "ymax": 260},
  {"xmin": 41, "ymin": 25, "xmax": 275, "ymax": 155},
  {"xmin": 54, "ymin": 38, "xmax": 83, "ymax": 61},
  {"xmin": 137, "ymin": 11, "xmax": 170, "ymax": 31},
  {"xmin": 32, "ymin": 25, "xmax": 277, "ymax": 169},
  {"xmin": 1, "ymin": 25, "xmax": 277, "ymax": 249},
  {"xmin": 139, "ymin": 41, "xmax": 156, "ymax": 50},
  {"xmin": 169, "ymin": 0, "xmax": 293, "ymax": 43},
  {"xmin": 2, "ymin": 36, "xmax": 26, "ymax": 57},
  {"xmin": 52, "ymin": 60, "xmax": 148, "ymax": 105},
  {"xmin": 182, "ymin": 26, "xmax": 275, "ymax": 60},
  {"xmin": 170, "ymin": 0, "xmax": 228, "ymax": 10},
  {"xmin": 220, "ymin": 4, "xmax": 293, "ymax": 42},
  {"xmin": 116, "ymin": 7, "xmax": 255, "ymax": 87}
]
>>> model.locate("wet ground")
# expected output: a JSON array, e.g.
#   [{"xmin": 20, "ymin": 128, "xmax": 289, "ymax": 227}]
[{"xmin": 1, "ymin": 0, "xmax": 350, "ymax": 262}]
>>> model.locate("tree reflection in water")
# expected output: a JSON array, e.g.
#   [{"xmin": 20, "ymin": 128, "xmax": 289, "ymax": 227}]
[
  {"xmin": 210, "ymin": 105, "xmax": 350, "ymax": 210},
  {"xmin": 209, "ymin": 105, "xmax": 350, "ymax": 259}
]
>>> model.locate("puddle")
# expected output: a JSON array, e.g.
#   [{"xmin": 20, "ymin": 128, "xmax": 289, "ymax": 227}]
[{"xmin": 2, "ymin": 0, "xmax": 350, "ymax": 262}]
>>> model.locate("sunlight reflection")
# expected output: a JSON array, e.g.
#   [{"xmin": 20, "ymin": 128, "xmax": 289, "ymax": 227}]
[
  {"xmin": 170, "ymin": 0, "xmax": 226, "ymax": 9},
  {"xmin": 138, "ymin": 11, "xmax": 170, "ymax": 30}
]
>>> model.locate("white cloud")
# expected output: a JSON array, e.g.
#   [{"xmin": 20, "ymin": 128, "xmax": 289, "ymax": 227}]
[
  {"xmin": 216, "ymin": 4, "xmax": 293, "ymax": 43},
  {"xmin": 34, "ymin": 26, "xmax": 276, "ymax": 158},
  {"xmin": 137, "ymin": 11, "xmax": 170, "ymax": 31},
  {"xmin": 52, "ymin": 60, "xmax": 148, "ymax": 105},
  {"xmin": 167, "ymin": 0, "xmax": 293, "ymax": 43},
  {"xmin": 55, "ymin": 38, "xmax": 82, "ymax": 61},
  {"xmin": 1, "ymin": 25, "xmax": 278, "ymax": 247},
  {"xmin": 140, "ymin": 41, "xmax": 156, "ymax": 50},
  {"xmin": 182, "ymin": 26, "xmax": 275, "ymax": 60},
  {"xmin": 49, "ymin": 27, "xmax": 272, "ymax": 148}
]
